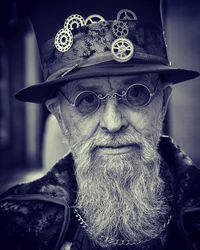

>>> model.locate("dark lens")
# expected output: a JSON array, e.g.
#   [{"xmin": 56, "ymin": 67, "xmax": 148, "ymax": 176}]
[
  {"xmin": 75, "ymin": 91, "xmax": 99, "ymax": 115},
  {"xmin": 127, "ymin": 85, "xmax": 150, "ymax": 107}
]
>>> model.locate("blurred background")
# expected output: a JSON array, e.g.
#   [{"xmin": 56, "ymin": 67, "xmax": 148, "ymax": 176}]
[{"xmin": 0, "ymin": 0, "xmax": 199, "ymax": 193}]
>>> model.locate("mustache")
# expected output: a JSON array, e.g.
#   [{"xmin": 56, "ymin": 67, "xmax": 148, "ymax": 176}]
[
  {"xmin": 88, "ymin": 132, "xmax": 146, "ymax": 152},
  {"xmin": 95, "ymin": 143, "xmax": 140, "ymax": 148},
  {"xmin": 71, "ymin": 128, "xmax": 159, "ymax": 163}
]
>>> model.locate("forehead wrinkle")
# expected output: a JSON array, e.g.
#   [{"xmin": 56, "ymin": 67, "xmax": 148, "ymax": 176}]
[
  {"xmin": 108, "ymin": 75, "xmax": 137, "ymax": 91},
  {"xmin": 108, "ymin": 74, "xmax": 158, "ymax": 91},
  {"xmin": 62, "ymin": 78, "xmax": 101, "ymax": 94},
  {"xmin": 61, "ymin": 79, "xmax": 77, "ymax": 94},
  {"xmin": 61, "ymin": 73, "xmax": 160, "ymax": 95},
  {"xmin": 62, "ymin": 77, "xmax": 115, "ymax": 99},
  {"xmin": 125, "ymin": 73, "xmax": 160, "ymax": 90}
]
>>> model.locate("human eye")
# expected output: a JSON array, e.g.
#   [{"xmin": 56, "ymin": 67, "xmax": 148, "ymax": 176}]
[
  {"xmin": 74, "ymin": 91, "xmax": 99, "ymax": 115},
  {"xmin": 127, "ymin": 84, "xmax": 150, "ymax": 107}
]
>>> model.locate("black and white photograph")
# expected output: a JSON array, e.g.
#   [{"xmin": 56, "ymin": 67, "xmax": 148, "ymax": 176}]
[{"xmin": 0, "ymin": 0, "xmax": 200, "ymax": 249}]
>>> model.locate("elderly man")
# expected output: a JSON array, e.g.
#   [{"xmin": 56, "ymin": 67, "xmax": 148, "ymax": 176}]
[{"xmin": 0, "ymin": 0, "xmax": 200, "ymax": 249}]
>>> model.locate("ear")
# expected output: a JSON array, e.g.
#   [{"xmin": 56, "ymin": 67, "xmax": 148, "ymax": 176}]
[
  {"xmin": 162, "ymin": 85, "xmax": 172, "ymax": 114},
  {"xmin": 46, "ymin": 97, "xmax": 62, "ymax": 121},
  {"xmin": 45, "ymin": 97, "xmax": 67, "ymax": 135}
]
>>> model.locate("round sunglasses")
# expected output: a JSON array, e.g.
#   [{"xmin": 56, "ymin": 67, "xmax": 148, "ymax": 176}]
[{"xmin": 59, "ymin": 80, "xmax": 160, "ymax": 115}]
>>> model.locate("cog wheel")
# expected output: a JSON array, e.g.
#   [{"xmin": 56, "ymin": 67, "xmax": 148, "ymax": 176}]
[
  {"xmin": 54, "ymin": 28, "xmax": 73, "ymax": 52},
  {"xmin": 112, "ymin": 20, "xmax": 129, "ymax": 38},
  {"xmin": 111, "ymin": 38, "xmax": 134, "ymax": 62},
  {"xmin": 85, "ymin": 14, "xmax": 105, "ymax": 25},
  {"xmin": 64, "ymin": 14, "xmax": 85, "ymax": 30},
  {"xmin": 117, "ymin": 9, "xmax": 138, "ymax": 21}
]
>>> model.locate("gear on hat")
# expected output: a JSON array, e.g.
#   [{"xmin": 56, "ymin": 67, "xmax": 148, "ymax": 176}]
[
  {"xmin": 112, "ymin": 20, "xmax": 129, "ymax": 38},
  {"xmin": 64, "ymin": 14, "xmax": 85, "ymax": 30},
  {"xmin": 85, "ymin": 14, "xmax": 105, "ymax": 25},
  {"xmin": 111, "ymin": 37, "xmax": 134, "ymax": 62},
  {"xmin": 117, "ymin": 9, "xmax": 138, "ymax": 20},
  {"xmin": 54, "ymin": 28, "xmax": 73, "ymax": 52}
]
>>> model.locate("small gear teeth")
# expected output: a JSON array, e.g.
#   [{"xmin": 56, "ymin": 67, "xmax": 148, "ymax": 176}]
[
  {"xmin": 112, "ymin": 20, "xmax": 129, "ymax": 38},
  {"xmin": 85, "ymin": 14, "xmax": 105, "ymax": 25},
  {"xmin": 117, "ymin": 9, "xmax": 138, "ymax": 21},
  {"xmin": 54, "ymin": 28, "xmax": 73, "ymax": 52},
  {"xmin": 64, "ymin": 14, "xmax": 85, "ymax": 30},
  {"xmin": 111, "ymin": 38, "xmax": 134, "ymax": 62}
]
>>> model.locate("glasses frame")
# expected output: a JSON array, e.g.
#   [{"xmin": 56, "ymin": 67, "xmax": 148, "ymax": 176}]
[{"xmin": 58, "ymin": 79, "xmax": 161, "ymax": 115}]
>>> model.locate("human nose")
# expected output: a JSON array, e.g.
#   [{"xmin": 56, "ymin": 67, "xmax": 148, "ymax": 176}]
[{"xmin": 99, "ymin": 99, "xmax": 128, "ymax": 133}]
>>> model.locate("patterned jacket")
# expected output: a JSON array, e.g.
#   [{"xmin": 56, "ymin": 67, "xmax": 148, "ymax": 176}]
[{"xmin": 0, "ymin": 136, "xmax": 200, "ymax": 250}]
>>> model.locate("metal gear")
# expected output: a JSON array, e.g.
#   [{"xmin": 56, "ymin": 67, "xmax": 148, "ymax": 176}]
[
  {"xmin": 85, "ymin": 14, "xmax": 105, "ymax": 25},
  {"xmin": 54, "ymin": 28, "xmax": 73, "ymax": 52},
  {"xmin": 117, "ymin": 9, "xmax": 138, "ymax": 21},
  {"xmin": 64, "ymin": 14, "xmax": 85, "ymax": 30},
  {"xmin": 112, "ymin": 20, "xmax": 129, "ymax": 38},
  {"xmin": 111, "ymin": 38, "xmax": 134, "ymax": 62}
]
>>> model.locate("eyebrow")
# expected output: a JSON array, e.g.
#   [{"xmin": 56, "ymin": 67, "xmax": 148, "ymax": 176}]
[
  {"xmin": 75, "ymin": 84, "xmax": 101, "ymax": 92},
  {"xmin": 118, "ymin": 76, "xmax": 157, "ymax": 91},
  {"xmin": 124, "ymin": 76, "xmax": 160, "ymax": 89},
  {"xmin": 122, "ymin": 77, "xmax": 140, "ymax": 86}
]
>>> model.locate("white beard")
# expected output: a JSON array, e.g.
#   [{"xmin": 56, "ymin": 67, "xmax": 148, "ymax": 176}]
[{"xmin": 69, "ymin": 128, "xmax": 170, "ymax": 247}]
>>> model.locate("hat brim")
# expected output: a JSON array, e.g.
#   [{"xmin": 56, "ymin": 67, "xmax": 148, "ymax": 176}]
[{"xmin": 15, "ymin": 63, "xmax": 199, "ymax": 103}]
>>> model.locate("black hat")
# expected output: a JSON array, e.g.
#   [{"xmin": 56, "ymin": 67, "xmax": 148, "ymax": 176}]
[{"xmin": 15, "ymin": 0, "xmax": 199, "ymax": 103}]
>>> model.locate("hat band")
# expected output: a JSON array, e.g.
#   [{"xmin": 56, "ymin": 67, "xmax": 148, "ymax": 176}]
[{"xmin": 46, "ymin": 51, "xmax": 168, "ymax": 81}]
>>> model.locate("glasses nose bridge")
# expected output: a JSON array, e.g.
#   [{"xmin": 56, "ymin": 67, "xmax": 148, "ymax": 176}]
[{"xmin": 98, "ymin": 90, "xmax": 127, "ymax": 104}]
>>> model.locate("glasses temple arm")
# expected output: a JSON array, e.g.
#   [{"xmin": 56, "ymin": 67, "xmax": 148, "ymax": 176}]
[
  {"xmin": 151, "ymin": 79, "xmax": 173, "ymax": 96},
  {"xmin": 58, "ymin": 90, "xmax": 74, "ymax": 105}
]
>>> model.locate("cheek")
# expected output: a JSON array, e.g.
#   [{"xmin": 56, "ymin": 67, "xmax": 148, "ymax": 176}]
[
  {"xmin": 61, "ymin": 107, "xmax": 100, "ymax": 145},
  {"xmin": 125, "ymin": 98, "xmax": 164, "ymax": 136}
]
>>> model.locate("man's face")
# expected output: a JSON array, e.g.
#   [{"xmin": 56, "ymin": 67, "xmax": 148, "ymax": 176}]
[
  {"xmin": 59, "ymin": 73, "xmax": 164, "ymax": 148},
  {"xmin": 54, "ymin": 73, "xmax": 170, "ymax": 246}
]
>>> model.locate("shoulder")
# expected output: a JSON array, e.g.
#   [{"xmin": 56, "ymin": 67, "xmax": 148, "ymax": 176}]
[
  {"xmin": 0, "ymin": 154, "xmax": 75, "ymax": 249},
  {"xmin": 160, "ymin": 136, "xmax": 200, "ymax": 250},
  {"xmin": 160, "ymin": 135, "xmax": 200, "ymax": 207},
  {"xmin": 0, "ymin": 197, "xmax": 69, "ymax": 250},
  {"xmin": 0, "ymin": 153, "xmax": 76, "ymax": 202}
]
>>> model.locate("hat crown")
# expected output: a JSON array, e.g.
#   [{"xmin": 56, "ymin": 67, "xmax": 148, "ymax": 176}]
[{"xmin": 29, "ymin": 0, "xmax": 163, "ymax": 45}]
